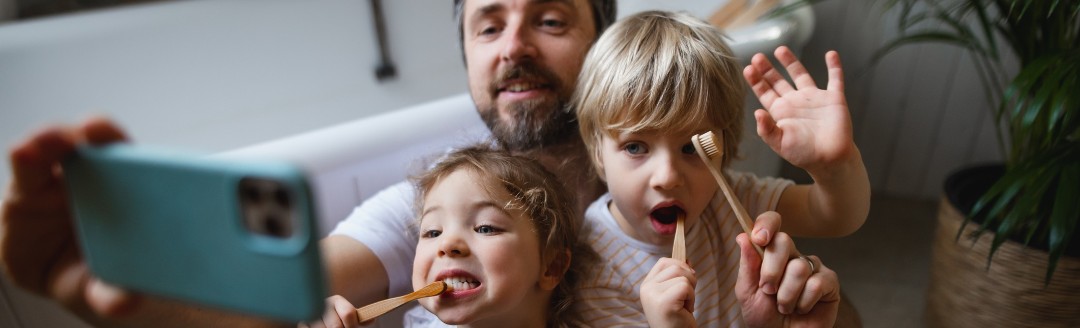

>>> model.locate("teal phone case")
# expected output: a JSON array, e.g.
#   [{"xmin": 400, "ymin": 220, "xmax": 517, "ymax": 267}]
[{"xmin": 63, "ymin": 144, "xmax": 326, "ymax": 322}]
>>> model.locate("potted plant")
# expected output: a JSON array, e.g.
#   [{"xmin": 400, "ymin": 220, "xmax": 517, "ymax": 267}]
[{"xmin": 874, "ymin": 0, "xmax": 1079, "ymax": 326}]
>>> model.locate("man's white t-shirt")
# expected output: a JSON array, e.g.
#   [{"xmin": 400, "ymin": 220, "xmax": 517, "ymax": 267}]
[{"xmin": 330, "ymin": 180, "xmax": 420, "ymax": 297}]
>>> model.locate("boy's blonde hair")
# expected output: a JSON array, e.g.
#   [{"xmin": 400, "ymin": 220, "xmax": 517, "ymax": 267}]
[
  {"xmin": 413, "ymin": 144, "xmax": 591, "ymax": 326},
  {"xmin": 574, "ymin": 10, "xmax": 745, "ymax": 173}
]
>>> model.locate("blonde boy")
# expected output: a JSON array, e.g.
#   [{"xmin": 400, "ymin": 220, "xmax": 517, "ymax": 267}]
[{"xmin": 572, "ymin": 11, "xmax": 868, "ymax": 327}]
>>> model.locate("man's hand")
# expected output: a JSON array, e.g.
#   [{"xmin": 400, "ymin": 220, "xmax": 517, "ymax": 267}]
[
  {"xmin": 640, "ymin": 257, "xmax": 698, "ymax": 328},
  {"xmin": 1, "ymin": 117, "xmax": 139, "ymax": 316},
  {"xmin": 736, "ymin": 212, "xmax": 840, "ymax": 328}
]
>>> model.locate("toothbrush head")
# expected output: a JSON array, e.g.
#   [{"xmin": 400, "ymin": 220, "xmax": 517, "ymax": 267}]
[{"xmin": 692, "ymin": 131, "xmax": 724, "ymax": 165}]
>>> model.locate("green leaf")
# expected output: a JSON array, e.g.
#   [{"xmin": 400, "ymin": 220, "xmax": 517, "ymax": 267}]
[{"xmin": 1046, "ymin": 160, "xmax": 1080, "ymax": 283}]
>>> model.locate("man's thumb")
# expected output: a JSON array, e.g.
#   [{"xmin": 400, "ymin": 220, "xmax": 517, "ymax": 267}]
[{"xmin": 86, "ymin": 278, "xmax": 140, "ymax": 317}]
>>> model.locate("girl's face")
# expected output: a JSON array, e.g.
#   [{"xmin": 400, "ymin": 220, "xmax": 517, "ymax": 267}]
[
  {"xmin": 598, "ymin": 129, "xmax": 719, "ymax": 245},
  {"xmin": 412, "ymin": 169, "xmax": 548, "ymax": 325}
]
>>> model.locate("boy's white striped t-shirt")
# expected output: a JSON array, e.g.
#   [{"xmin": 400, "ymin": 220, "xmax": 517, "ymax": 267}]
[{"xmin": 575, "ymin": 171, "xmax": 792, "ymax": 327}]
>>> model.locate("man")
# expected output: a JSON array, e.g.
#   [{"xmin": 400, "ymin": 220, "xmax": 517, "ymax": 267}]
[
  {"xmin": 3, "ymin": 1, "xmax": 854, "ymax": 326},
  {"xmin": 1, "ymin": 0, "xmax": 615, "ymax": 326}
]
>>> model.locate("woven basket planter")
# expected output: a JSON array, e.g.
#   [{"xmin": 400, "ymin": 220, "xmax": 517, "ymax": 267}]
[{"xmin": 926, "ymin": 194, "xmax": 1080, "ymax": 327}]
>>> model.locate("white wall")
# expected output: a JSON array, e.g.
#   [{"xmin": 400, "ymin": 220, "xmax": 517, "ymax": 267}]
[
  {"xmin": 0, "ymin": 0, "xmax": 468, "ymax": 190},
  {"xmin": 797, "ymin": 0, "xmax": 1003, "ymax": 200}
]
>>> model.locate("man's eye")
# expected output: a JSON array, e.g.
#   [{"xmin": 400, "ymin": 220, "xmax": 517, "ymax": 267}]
[
  {"xmin": 682, "ymin": 143, "xmax": 697, "ymax": 155},
  {"xmin": 479, "ymin": 26, "xmax": 499, "ymax": 36},
  {"xmin": 540, "ymin": 18, "xmax": 565, "ymax": 28},
  {"xmin": 624, "ymin": 142, "xmax": 647, "ymax": 155},
  {"xmin": 421, "ymin": 229, "xmax": 441, "ymax": 238}
]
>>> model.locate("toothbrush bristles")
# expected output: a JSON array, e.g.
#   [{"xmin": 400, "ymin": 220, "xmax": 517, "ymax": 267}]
[{"xmin": 699, "ymin": 132, "xmax": 721, "ymax": 158}]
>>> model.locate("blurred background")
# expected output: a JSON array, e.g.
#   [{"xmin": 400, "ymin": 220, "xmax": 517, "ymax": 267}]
[{"xmin": 0, "ymin": 0, "xmax": 1002, "ymax": 327}]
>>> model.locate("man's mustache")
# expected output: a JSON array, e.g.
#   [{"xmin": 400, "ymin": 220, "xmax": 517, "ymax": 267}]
[{"xmin": 490, "ymin": 63, "xmax": 562, "ymax": 93}]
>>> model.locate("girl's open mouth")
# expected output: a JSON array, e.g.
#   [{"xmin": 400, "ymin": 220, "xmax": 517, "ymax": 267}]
[
  {"xmin": 650, "ymin": 205, "xmax": 686, "ymax": 235},
  {"xmin": 435, "ymin": 270, "xmax": 483, "ymax": 299}
]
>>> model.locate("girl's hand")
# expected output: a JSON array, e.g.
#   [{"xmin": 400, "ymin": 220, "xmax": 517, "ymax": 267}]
[
  {"xmin": 743, "ymin": 46, "xmax": 856, "ymax": 173},
  {"xmin": 300, "ymin": 295, "xmax": 368, "ymax": 328},
  {"xmin": 640, "ymin": 257, "xmax": 698, "ymax": 328},
  {"xmin": 736, "ymin": 212, "xmax": 840, "ymax": 328}
]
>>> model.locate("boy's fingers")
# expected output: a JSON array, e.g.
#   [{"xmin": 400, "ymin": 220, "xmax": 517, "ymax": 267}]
[
  {"xmin": 754, "ymin": 110, "xmax": 781, "ymax": 147},
  {"xmin": 751, "ymin": 211, "xmax": 781, "ymax": 247},
  {"xmin": 774, "ymin": 46, "xmax": 816, "ymax": 91},
  {"xmin": 825, "ymin": 50, "xmax": 845, "ymax": 92},
  {"xmin": 752, "ymin": 52, "xmax": 795, "ymax": 97},
  {"xmin": 329, "ymin": 296, "xmax": 361, "ymax": 327}
]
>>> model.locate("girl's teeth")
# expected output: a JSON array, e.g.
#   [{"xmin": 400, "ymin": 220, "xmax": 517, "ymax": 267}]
[{"xmin": 443, "ymin": 277, "xmax": 478, "ymax": 291}]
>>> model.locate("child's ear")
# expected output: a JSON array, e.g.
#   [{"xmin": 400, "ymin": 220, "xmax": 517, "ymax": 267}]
[{"xmin": 539, "ymin": 249, "xmax": 571, "ymax": 291}]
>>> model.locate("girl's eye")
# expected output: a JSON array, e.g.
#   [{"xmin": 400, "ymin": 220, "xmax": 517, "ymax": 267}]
[
  {"xmin": 421, "ymin": 229, "xmax": 441, "ymax": 238},
  {"xmin": 624, "ymin": 142, "xmax": 647, "ymax": 155},
  {"xmin": 682, "ymin": 143, "xmax": 697, "ymax": 155},
  {"xmin": 475, "ymin": 225, "xmax": 500, "ymax": 234},
  {"xmin": 479, "ymin": 25, "xmax": 499, "ymax": 36}
]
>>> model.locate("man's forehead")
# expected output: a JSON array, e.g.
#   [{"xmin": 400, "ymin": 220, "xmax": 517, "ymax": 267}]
[{"xmin": 463, "ymin": 0, "xmax": 590, "ymax": 17}]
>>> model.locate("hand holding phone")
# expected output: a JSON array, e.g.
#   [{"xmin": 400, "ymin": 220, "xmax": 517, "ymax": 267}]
[{"xmin": 63, "ymin": 144, "xmax": 327, "ymax": 322}]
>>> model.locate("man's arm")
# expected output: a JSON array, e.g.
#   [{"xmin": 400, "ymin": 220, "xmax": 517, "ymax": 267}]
[{"xmin": 321, "ymin": 236, "xmax": 391, "ymax": 306}]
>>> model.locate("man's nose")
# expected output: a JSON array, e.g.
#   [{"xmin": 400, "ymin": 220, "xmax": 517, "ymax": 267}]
[{"xmin": 500, "ymin": 20, "xmax": 537, "ymax": 62}]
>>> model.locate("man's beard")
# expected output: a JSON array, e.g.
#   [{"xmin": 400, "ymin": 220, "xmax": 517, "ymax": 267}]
[{"xmin": 479, "ymin": 63, "xmax": 578, "ymax": 152}]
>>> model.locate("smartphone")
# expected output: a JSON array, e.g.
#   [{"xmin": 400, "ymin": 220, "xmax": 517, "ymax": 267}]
[{"xmin": 63, "ymin": 143, "xmax": 326, "ymax": 322}]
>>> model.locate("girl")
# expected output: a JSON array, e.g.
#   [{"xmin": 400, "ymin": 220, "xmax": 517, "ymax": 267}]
[{"xmin": 307, "ymin": 145, "xmax": 590, "ymax": 328}]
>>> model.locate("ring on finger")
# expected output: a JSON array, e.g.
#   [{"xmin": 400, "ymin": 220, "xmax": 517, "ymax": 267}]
[{"xmin": 798, "ymin": 255, "xmax": 817, "ymax": 274}]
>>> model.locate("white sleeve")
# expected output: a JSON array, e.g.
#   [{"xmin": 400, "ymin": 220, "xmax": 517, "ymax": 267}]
[{"xmin": 329, "ymin": 180, "xmax": 419, "ymax": 297}]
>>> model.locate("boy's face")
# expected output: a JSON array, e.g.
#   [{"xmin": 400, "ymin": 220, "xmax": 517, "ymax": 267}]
[
  {"xmin": 598, "ymin": 129, "xmax": 719, "ymax": 245},
  {"xmin": 413, "ymin": 169, "xmax": 548, "ymax": 324},
  {"xmin": 461, "ymin": 0, "xmax": 597, "ymax": 150}
]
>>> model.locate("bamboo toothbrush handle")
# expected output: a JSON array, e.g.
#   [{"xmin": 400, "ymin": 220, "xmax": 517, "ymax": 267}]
[
  {"xmin": 673, "ymin": 214, "xmax": 687, "ymax": 262},
  {"xmin": 356, "ymin": 281, "xmax": 447, "ymax": 322},
  {"xmin": 706, "ymin": 165, "xmax": 764, "ymax": 255}
]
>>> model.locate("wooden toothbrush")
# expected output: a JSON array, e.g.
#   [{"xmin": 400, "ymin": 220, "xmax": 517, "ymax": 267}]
[
  {"xmin": 356, "ymin": 281, "xmax": 449, "ymax": 322},
  {"xmin": 692, "ymin": 131, "xmax": 764, "ymax": 254},
  {"xmin": 673, "ymin": 213, "xmax": 687, "ymax": 262}
]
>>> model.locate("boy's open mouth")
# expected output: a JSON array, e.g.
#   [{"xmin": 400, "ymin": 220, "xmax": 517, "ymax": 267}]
[{"xmin": 650, "ymin": 205, "xmax": 686, "ymax": 235}]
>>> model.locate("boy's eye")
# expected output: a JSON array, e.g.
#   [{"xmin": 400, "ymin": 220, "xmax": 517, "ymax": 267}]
[
  {"xmin": 421, "ymin": 229, "xmax": 442, "ymax": 238},
  {"xmin": 682, "ymin": 143, "xmax": 697, "ymax": 155},
  {"xmin": 624, "ymin": 142, "xmax": 647, "ymax": 155},
  {"xmin": 475, "ymin": 225, "xmax": 500, "ymax": 234}
]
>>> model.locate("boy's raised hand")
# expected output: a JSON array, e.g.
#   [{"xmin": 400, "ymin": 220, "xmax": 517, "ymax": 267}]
[
  {"xmin": 743, "ymin": 46, "xmax": 854, "ymax": 172},
  {"xmin": 736, "ymin": 212, "xmax": 840, "ymax": 327},
  {"xmin": 640, "ymin": 257, "xmax": 698, "ymax": 328}
]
